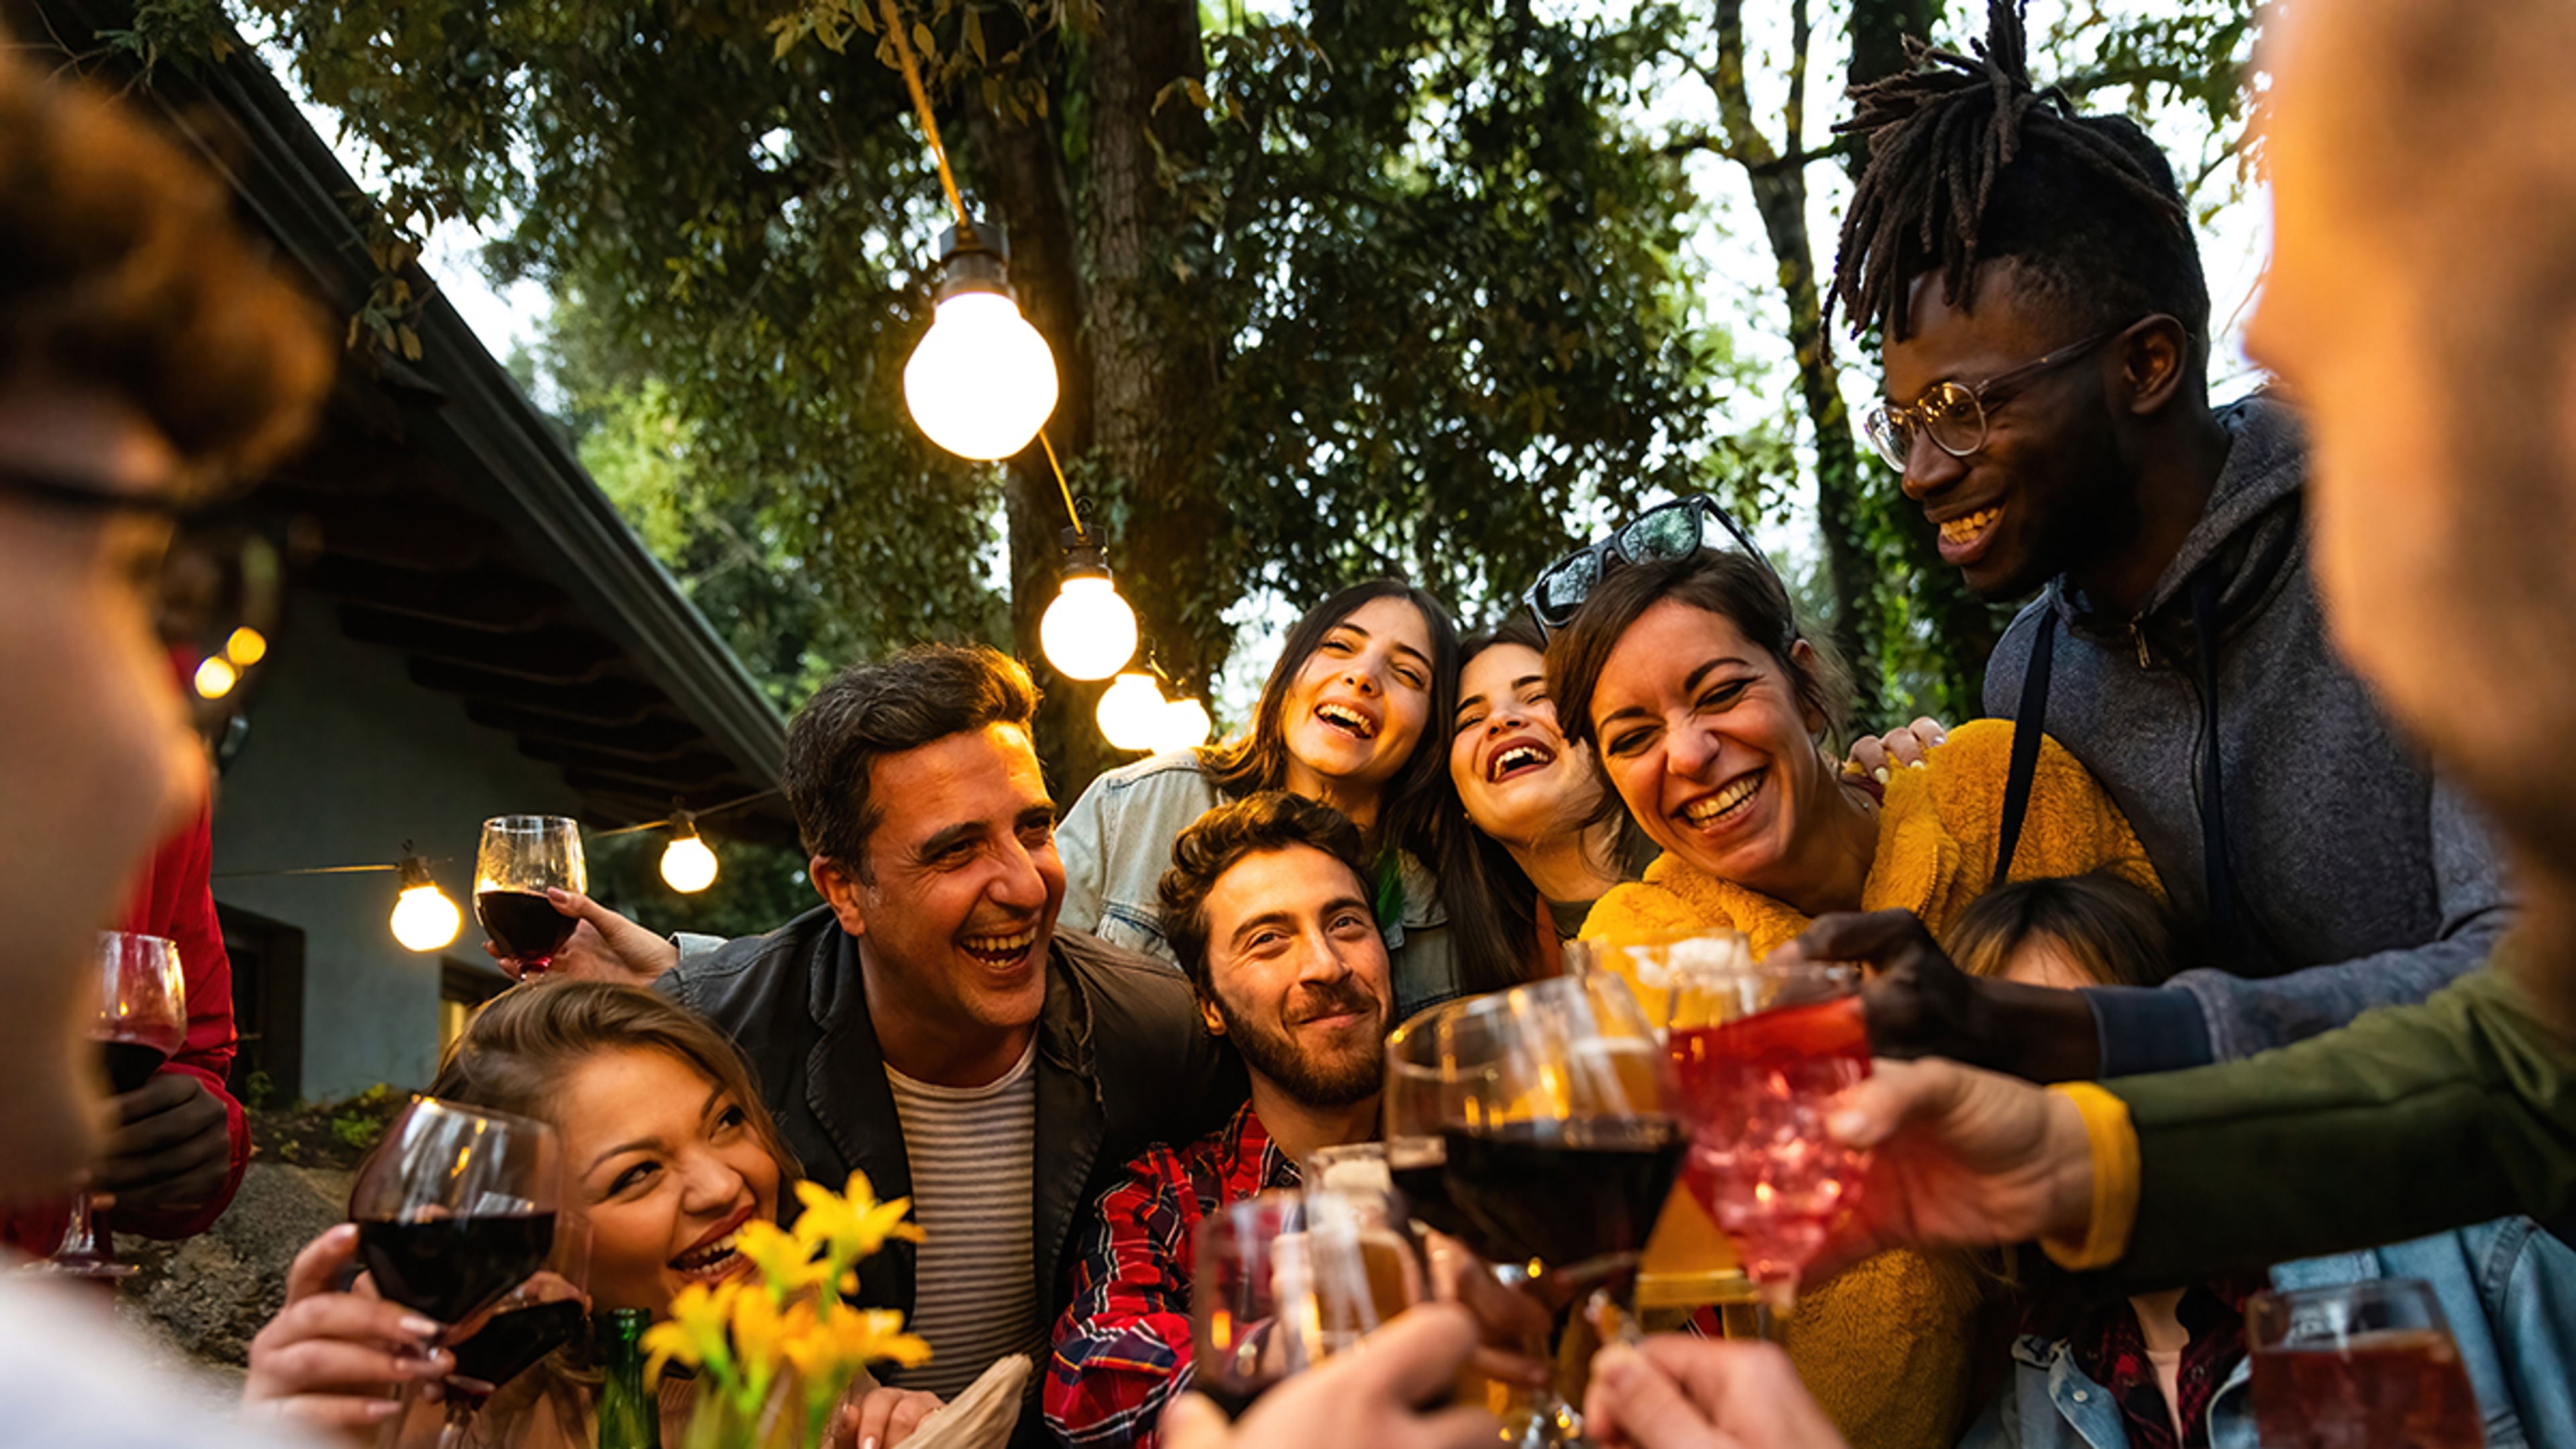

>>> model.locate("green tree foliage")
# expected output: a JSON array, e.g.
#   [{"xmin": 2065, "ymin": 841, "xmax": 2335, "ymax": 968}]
[{"xmin": 235, "ymin": 0, "xmax": 1741, "ymax": 789}]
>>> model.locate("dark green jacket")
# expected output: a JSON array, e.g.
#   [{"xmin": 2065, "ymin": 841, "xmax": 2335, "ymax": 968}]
[{"xmin": 2104, "ymin": 963, "xmax": 2576, "ymax": 1290}]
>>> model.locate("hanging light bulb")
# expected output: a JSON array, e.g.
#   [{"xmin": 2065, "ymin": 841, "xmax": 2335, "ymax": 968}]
[
  {"xmin": 1097, "ymin": 672, "xmax": 1170, "ymax": 752},
  {"xmin": 902, "ymin": 221, "xmax": 1059, "ymax": 460},
  {"xmin": 389, "ymin": 851, "xmax": 461, "ymax": 953},
  {"xmin": 223, "ymin": 627, "xmax": 269, "ymax": 667},
  {"xmin": 660, "ymin": 812, "xmax": 719, "ymax": 894},
  {"xmin": 1156, "ymin": 696, "xmax": 1214, "ymax": 751},
  {"xmin": 1039, "ymin": 522, "xmax": 1138, "ymax": 680},
  {"xmin": 193, "ymin": 655, "xmax": 240, "ymax": 700}
]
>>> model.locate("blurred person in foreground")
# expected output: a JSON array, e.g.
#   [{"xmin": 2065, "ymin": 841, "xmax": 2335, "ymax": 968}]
[{"xmin": 0, "ymin": 30, "xmax": 334, "ymax": 1448}]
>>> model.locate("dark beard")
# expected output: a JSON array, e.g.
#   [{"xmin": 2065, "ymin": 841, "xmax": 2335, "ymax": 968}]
[{"xmin": 1211, "ymin": 980, "xmax": 1385, "ymax": 1108}]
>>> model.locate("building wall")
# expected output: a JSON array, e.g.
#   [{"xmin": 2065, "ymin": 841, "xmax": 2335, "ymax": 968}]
[{"xmin": 208, "ymin": 592, "xmax": 581, "ymax": 1100}]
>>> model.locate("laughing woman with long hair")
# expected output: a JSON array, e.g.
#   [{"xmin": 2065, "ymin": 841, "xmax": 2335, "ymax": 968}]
[{"xmin": 1057, "ymin": 579, "xmax": 1465, "ymax": 1020}]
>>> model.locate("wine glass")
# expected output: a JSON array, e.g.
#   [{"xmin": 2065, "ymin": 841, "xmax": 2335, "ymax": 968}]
[
  {"xmin": 437, "ymin": 1212, "xmax": 592, "ymax": 1448},
  {"xmin": 1190, "ymin": 1187, "xmax": 1423, "ymax": 1417},
  {"xmin": 474, "ymin": 816, "xmax": 587, "ymax": 975},
  {"xmin": 350, "ymin": 1095, "xmax": 561, "ymax": 1446},
  {"xmin": 2247, "ymin": 1278, "xmax": 2483, "ymax": 1449},
  {"xmin": 1659, "ymin": 939, "xmax": 1870, "ymax": 1311},
  {"xmin": 36, "ymin": 932, "xmax": 189, "ymax": 1277},
  {"xmin": 1383, "ymin": 973, "xmax": 1683, "ymax": 1445}
]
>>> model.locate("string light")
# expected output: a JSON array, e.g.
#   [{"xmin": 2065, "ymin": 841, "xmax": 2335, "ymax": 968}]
[
  {"xmin": 660, "ymin": 812, "xmax": 719, "ymax": 894},
  {"xmin": 193, "ymin": 656, "xmax": 240, "ymax": 700},
  {"xmin": 1039, "ymin": 508, "xmax": 1138, "ymax": 680},
  {"xmin": 389, "ymin": 849, "xmax": 462, "ymax": 953},
  {"xmin": 1097, "ymin": 672, "xmax": 1171, "ymax": 752},
  {"xmin": 903, "ymin": 225, "xmax": 1060, "ymax": 461},
  {"xmin": 1157, "ymin": 696, "xmax": 1214, "ymax": 751}
]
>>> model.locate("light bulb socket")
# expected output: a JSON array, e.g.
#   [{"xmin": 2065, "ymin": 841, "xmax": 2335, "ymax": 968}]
[
  {"xmin": 933, "ymin": 219, "xmax": 1014, "ymax": 303},
  {"xmin": 1059, "ymin": 524, "xmax": 1112, "ymax": 581},
  {"xmin": 396, "ymin": 848, "xmax": 437, "ymax": 892},
  {"xmin": 669, "ymin": 809, "xmax": 702, "ymax": 843}
]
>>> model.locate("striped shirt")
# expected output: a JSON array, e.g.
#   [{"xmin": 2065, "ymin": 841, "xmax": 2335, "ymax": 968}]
[{"xmin": 883, "ymin": 1038, "xmax": 1043, "ymax": 1400}]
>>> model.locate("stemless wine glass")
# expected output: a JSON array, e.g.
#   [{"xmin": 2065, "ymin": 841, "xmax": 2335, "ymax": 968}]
[
  {"xmin": 1190, "ymin": 1188, "xmax": 1421, "ymax": 1417},
  {"xmin": 2247, "ymin": 1278, "xmax": 2483, "ymax": 1449},
  {"xmin": 1661, "ymin": 941, "xmax": 1870, "ymax": 1311},
  {"xmin": 1384, "ymin": 973, "xmax": 1683, "ymax": 1445},
  {"xmin": 37, "ymin": 932, "xmax": 190, "ymax": 1278},
  {"xmin": 438, "ymin": 1212, "xmax": 592, "ymax": 1448},
  {"xmin": 474, "ymin": 816, "xmax": 587, "ymax": 975}
]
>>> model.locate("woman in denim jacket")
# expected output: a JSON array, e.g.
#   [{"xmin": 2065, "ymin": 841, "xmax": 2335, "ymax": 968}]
[
  {"xmin": 1058, "ymin": 579, "xmax": 1466, "ymax": 1020},
  {"xmin": 1951, "ymin": 877, "xmax": 2576, "ymax": 1449}
]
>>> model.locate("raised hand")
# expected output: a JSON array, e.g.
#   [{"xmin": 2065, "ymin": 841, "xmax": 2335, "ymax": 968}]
[
  {"xmin": 1782, "ymin": 910, "xmax": 2100, "ymax": 1083},
  {"xmin": 95, "ymin": 1069, "xmax": 230, "ymax": 1213},
  {"xmin": 1159, "ymin": 1305, "xmax": 1501, "ymax": 1449},
  {"xmin": 1583, "ymin": 1337, "xmax": 1849, "ymax": 1449},
  {"xmin": 1804, "ymin": 1057, "xmax": 2098, "ymax": 1280},
  {"xmin": 485, "ymin": 889, "xmax": 678, "ymax": 985},
  {"xmin": 243, "ymin": 1224, "xmax": 451, "ymax": 1439}
]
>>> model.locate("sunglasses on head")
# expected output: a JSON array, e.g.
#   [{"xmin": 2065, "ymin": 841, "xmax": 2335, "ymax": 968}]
[{"xmin": 1523, "ymin": 495, "xmax": 1776, "ymax": 637}]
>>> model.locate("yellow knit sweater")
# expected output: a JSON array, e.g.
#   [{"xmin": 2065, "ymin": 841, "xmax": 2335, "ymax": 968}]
[{"xmin": 1583, "ymin": 720, "xmax": 2159, "ymax": 1449}]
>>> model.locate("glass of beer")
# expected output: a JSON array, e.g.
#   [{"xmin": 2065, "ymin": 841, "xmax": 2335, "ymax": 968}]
[
  {"xmin": 2247, "ymin": 1278, "xmax": 2483, "ymax": 1449},
  {"xmin": 1189, "ymin": 1187, "xmax": 1423, "ymax": 1417}
]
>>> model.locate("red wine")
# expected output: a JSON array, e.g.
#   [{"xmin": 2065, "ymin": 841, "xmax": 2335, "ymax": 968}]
[
  {"xmin": 2250, "ymin": 1330, "xmax": 2483, "ymax": 1449},
  {"xmin": 476, "ymin": 890, "xmax": 576, "ymax": 970},
  {"xmin": 98, "ymin": 1038, "xmax": 170, "ymax": 1096},
  {"xmin": 356, "ymin": 1214, "xmax": 557, "ymax": 1326},
  {"xmin": 1433, "ymin": 1118, "xmax": 1685, "ymax": 1278},
  {"xmin": 447, "ymin": 1299, "xmax": 586, "ymax": 1402}
]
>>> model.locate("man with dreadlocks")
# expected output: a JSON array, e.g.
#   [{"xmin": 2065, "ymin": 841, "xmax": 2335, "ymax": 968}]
[{"xmin": 1826, "ymin": 0, "xmax": 2510, "ymax": 1090}]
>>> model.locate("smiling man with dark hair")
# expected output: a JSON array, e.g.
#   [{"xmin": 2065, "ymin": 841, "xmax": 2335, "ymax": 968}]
[
  {"xmin": 1045, "ymin": 792, "xmax": 1393, "ymax": 1449},
  {"xmin": 1832, "ymin": 0, "xmax": 2511, "ymax": 1087}
]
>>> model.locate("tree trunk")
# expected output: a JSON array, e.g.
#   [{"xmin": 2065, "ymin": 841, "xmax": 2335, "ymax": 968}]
[
  {"xmin": 966, "ymin": 91, "xmax": 1121, "ymax": 794},
  {"xmin": 1083, "ymin": 0, "xmax": 1232, "ymax": 705}
]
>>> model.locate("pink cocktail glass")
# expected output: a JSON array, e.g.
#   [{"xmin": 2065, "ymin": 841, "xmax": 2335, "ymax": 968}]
[{"xmin": 1662, "ymin": 951, "xmax": 1870, "ymax": 1309}]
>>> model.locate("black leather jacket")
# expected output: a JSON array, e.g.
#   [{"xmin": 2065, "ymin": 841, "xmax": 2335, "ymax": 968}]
[{"xmin": 657, "ymin": 907, "xmax": 1244, "ymax": 1368}]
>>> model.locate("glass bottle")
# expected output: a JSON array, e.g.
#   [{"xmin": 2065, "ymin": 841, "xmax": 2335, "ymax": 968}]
[{"xmin": 596, "ymin": 1308, "xmax": 662, "ymax": 1449}]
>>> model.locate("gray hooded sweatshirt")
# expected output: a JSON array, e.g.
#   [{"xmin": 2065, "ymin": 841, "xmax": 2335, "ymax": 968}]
[{"xmin": 1983, "ymin": 396, "xmax": 2513, "ymax": 1073}]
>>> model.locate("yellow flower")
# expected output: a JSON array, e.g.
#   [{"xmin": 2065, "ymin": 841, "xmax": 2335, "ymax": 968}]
[
  {"xmin": 819, "ymin": 1306, "xmax": 933, "ymax": 1371},
  {"xmin": 792, "ymin": 1172, "xmax": 926, "ymax": 1260},
  {"xmin": 736, "ymin": 1219, "xmax": 830, "ymax": 1297},
  {"xmin": 644, "ymin": 1279, "xmax": 743, "ymax": 1386},
  {"xmin": 727, "ymin": 1289, "xmax": 816, "ymax": 1407}
]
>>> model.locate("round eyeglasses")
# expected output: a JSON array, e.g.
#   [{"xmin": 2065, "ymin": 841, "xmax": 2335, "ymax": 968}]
[{"xmin": 1860, "ymin": 324, "xmax": 2135, "ymax": 473}]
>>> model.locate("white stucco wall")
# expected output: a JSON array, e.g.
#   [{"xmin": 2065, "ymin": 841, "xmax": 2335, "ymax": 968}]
[{"xmin": 208, "ymin": 591, "xmax": 582, "ymax": 1100}]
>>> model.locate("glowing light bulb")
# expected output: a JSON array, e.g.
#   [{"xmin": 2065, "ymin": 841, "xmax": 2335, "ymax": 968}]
[
  {"xmin": 223, "ymin": 626, "xmax": 269, "ymax": 666},
  {"xmin": 391, "ymin": 884, "xmax": 462, "ymax": 952},
  {"xmin": 193, "ymin": 655, "xmax": 239, "ymax": 700},
  {"xmin": 1040, "ymin": 576, "xmax": 1138, "ymax": 680},
  {"xmin": 903, "ymin": 290, "xmax": 1059, "ymax": 460},
  {"xmin": 1157, "ymin": 697, "xmax": 1214, "ymax": 751},
  {"xmin": 661, "ymin": 833, "xmax": 719, "ymax": 894},
  {"xmin": 1097, "ymin": 672, "xmax": 1170, "ymax": 752}
]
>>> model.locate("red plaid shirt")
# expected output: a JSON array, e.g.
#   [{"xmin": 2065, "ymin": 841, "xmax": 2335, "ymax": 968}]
[
  {"xmin": 2046, "ymin": 1279, "xmax": 2255, "ymax": 1449},
  {"xmin": 1044, "ymin": 1104, "xmax": 1296, "ymax": 1449}
]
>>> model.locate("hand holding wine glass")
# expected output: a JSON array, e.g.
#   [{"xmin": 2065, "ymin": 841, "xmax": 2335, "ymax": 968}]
[
  {"xmin": 36, "ymin": 931, "xmax": 190, "ymax": 1277},
  {"xmin": 474, "ymin": 816, "xmax": 587, "ymax": 977},
  {"xmin": 348, "ymin": 1097, "xmax": 561, "ymax": 1442}
]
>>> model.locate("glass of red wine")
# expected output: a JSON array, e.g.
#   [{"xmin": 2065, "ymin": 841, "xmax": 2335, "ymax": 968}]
[
  {"xmin": 2248, "ymin": 1278, "xmax": 2483, "ymax": 1449},
  {"xmin": 38, "ymin": 932, "xmax": 190, "ymax": 1277},
  {"xmin": 349, "ymin": 1096, "xmax": 561, "ymax": 1441},
  {"xmin": 474, "ymin": 816, "xmax": 587, "ymax": 975},
  {"xmin": 1659, "ymin": 938, "xmax": 1870, "ymax": 1311},
  {"xmin": 437, "ymin": 1212, "xmax": 591, "ymax": 1448},
  {"xmin": 1383, "ymin": 973, "xmax": 1682, "ymax": 1446},
  {"xmin": 1190, "ymin": 1187, "xmax": 1424, "ymax": 1417}
]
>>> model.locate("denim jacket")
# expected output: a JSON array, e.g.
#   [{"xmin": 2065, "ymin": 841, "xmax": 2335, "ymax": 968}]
[
  {"xmin": 1965, "ymin": 1217, "xmax": 2576, "ymax": 1449},
  {"xmin": 1057, "ymin": 751, "xmax": 1460, "ymax": 1020}
]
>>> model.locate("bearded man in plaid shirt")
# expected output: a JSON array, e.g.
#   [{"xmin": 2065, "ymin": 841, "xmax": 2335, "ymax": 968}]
[{"xmin": 1044, "ymin": 792, "xmax": 1394, "ymax": 1448}]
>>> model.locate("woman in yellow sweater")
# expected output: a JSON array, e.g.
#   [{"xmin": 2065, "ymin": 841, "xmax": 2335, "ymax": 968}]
[{"xmin": 1543, "ymin": 545, "xmax": 2158, "ymax": 1449}]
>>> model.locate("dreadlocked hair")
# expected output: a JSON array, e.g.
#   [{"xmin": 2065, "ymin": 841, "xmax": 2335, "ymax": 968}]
[{"xmin": 1830, "ymin": 0, "xmax": 2208, "ymax": 359}]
